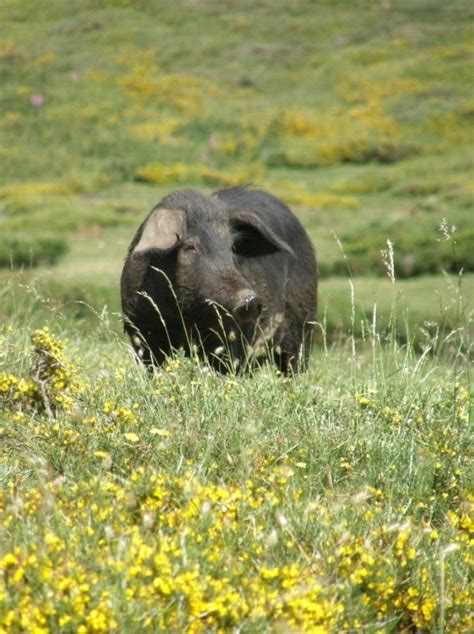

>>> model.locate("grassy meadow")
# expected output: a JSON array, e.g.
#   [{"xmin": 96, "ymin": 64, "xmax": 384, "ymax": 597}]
[{"xmin": 0, "ymin": 0, "xmax": 473, "ymax": 631}]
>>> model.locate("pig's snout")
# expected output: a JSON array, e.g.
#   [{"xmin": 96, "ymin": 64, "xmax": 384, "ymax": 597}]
[{"xmin": 232, "ymin": 290, "xmax": 263, "ymax": 322}]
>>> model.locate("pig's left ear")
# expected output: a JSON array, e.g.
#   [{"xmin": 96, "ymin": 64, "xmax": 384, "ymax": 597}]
[
  {"xmin": 229, "ymin": 210, "xmax": 295, "ymax": 257},
  {"xmin": 133, "ymin": 208, "xmax": 186, "ymax": 254}
]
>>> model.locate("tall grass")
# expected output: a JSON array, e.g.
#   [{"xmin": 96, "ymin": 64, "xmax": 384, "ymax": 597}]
[{"xmin": 0, "ymin": 280, "xmax": 471, "ymax": 632}]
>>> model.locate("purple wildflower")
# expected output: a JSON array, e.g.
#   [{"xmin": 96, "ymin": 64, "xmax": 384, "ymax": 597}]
[{"xmin": 30, "ymin": 93, "xmax": 45, "ymax": 107}]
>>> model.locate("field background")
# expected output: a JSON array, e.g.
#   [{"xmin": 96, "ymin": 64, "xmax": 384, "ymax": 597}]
[
  {"xmin": 0, "ymin": 1, "xmax": 473, "ymax": 632},
  {"xmin": 1, "ymin": 0, "xmax": 473, "ymax": 338}
]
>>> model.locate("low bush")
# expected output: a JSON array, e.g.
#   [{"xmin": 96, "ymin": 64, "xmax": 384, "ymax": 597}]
[
  {"xmin": 0, "ymin": 276, "xmax": 120, "ymax": 330},
  {"xmin": 0, "ymin": 233, "xmax": 68, "ymax": 269},
  {"xmin": 135, "ymin": 162, "xmax": 265, "ymax": 187},
  {"xmin": 321, "ymin": 226, "xmax": 474, "ymax": 279}
]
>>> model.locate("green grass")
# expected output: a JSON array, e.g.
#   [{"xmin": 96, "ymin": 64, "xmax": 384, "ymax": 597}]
[
  {"xmin": 1, "ymin": 1, "xmax": 473, "ymax": 631},
  {"xmin": 2, "ymin": 244, "xmax": 473, "ymax": 349},
  {"xmin": 0, "ymin": 319, "xmax": 472, "ymax": 631},
  {"xmin": 1, "ymin": 0, "xmax": 473, "ymax": 281}
]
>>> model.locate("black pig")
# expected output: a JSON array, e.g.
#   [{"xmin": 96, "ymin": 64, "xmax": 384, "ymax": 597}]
[{"xmin": 120, "ymin": 186, "xmax": 317, "ymax": 373}]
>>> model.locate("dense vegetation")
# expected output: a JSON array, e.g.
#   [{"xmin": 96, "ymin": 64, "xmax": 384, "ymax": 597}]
[
  {"xmin": 1, "ymin": 0, "xmax": 473, "ymax": 340},
  {"xmin": 0, "ymin": 323, "xmax": 472, "ymax": 632},
  {"xmin": 0, "ymin": 1, "xmax": 472, "ymax": 631}
]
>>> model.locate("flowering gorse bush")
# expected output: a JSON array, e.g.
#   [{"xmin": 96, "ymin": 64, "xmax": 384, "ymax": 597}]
[
  {"xmin": 135, "ymin": 161, "xmax": 266, "ymax": 188},
  {"xmin": 0, "ymin": 328, "xmax": 83, "ymax": 418}
]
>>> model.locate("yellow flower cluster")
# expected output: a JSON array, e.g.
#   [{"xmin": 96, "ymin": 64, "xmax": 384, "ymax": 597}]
[
  {"xmin": 0, "ymin": 181, "xmax": 78, "ymax": 201},
  {"xmin": 127, "ymin": 117, "xmax": 183, "ymax": 145},
  {"xmin": 135, "ymin": 162, "xmax": 265, "ymax": 187},
  {"xmin": 0, "ymin": 465, "xmax": 472, "ymax": 632},
  {"xmin": 0, "ymin": 329, "xmax": 471, "ymax": 631},
  {"xmin": 340, "ymin": 77, "xmax": 423, "ymax": 106},
  {"xmin": 102, "ymin": 401, "xmax": 138, "ymax": 425},
  {"xmin": 135, "ymin": 161, "xmax": 190, "ymax": 185},
  {"xmin": 279, "ymin": 101, "xmax": 402, "ymax": 166},
  {"xmin": 283, "ymin": 188, "xmax": 359, "ymax": 211},
  {"xmin": 118, "ymin": 70, "xmax": 219, "ymax": 116},
  {"xmin": 0, "ymin": 467, "xmax": 340, "ymax": 632},
  {"xmin": 0, "ymin": 372, "xmax": 36, "ymax": 410},
  {"xmin": 29, "ymin": 328, "xmax": 84, "ymax": 414},
  {"xmin": 269, "ymin": 76, "xmax": 425, "ymax": 168},
  {"xmin": 0, "ymin": 328, "xmax": 83, "ymax": 417}
]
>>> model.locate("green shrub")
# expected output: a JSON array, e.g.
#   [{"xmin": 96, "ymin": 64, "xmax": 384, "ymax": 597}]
[
  {"xmin": 0, "ymin": 233, "xmax": 68, "ymax": 269},
  {"xmin": 323, "ymin": 226, "xmax": 474, "ymax": 278},
  {"xmin": 38, "ymin": 279, "xmax": 120, "ymax": 321}
]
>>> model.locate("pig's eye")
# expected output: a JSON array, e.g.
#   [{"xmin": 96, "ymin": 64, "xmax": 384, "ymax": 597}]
[{"xmin": 183, "ymin": 243, "xmax": 197, "ymax": 253}]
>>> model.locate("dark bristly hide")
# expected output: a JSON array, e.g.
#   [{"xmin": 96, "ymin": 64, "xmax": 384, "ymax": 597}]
[{"xmin": 120, "ymin": 186, "xmax": 317, "ymax": 373}]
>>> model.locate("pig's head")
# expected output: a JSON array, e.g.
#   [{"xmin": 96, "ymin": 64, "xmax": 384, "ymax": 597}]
[{"xmin": 132, "ymin": 190, "xmax": 293, "ymax": 351}]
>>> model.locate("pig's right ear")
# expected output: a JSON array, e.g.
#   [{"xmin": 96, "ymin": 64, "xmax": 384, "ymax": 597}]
[{"xmin": 133, "ymin": 208, "xmax": 186, "ymax": 254}]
